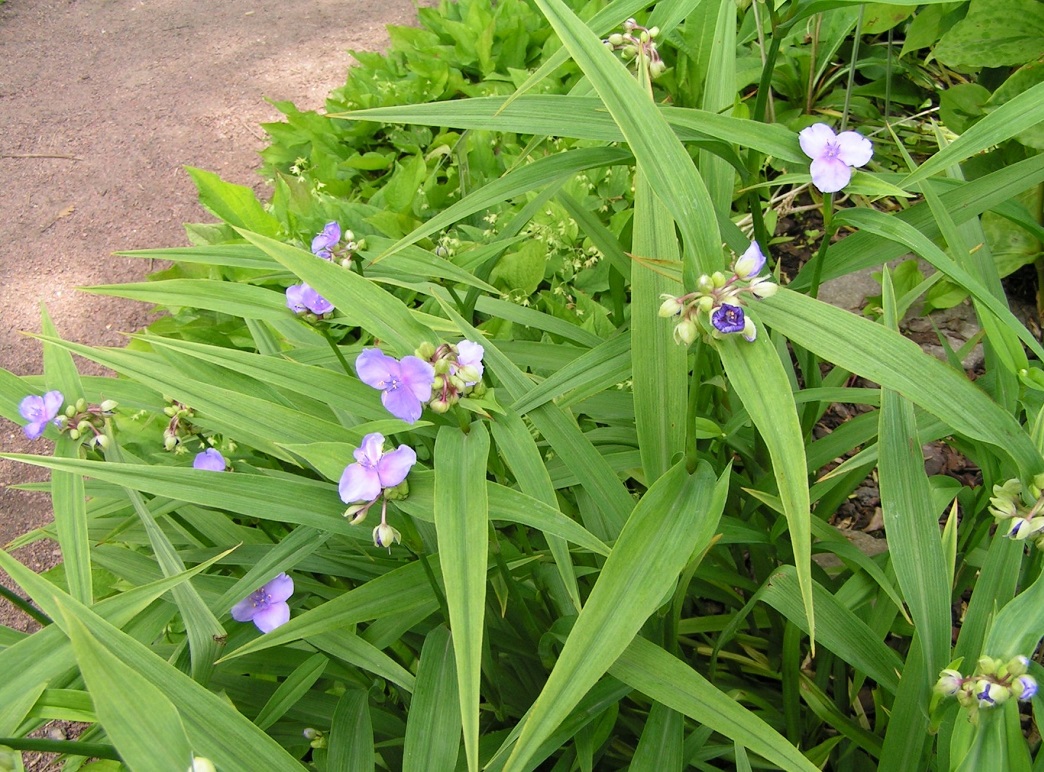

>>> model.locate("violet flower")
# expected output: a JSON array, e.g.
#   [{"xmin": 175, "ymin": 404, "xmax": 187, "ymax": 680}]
[
  {"xmin": 711, "ymin": 304, "xmax": 746, "ymax": 335},
  {"xmin": 311, "ymin": 221, "xmax": 341, "ymax": 259},
  {"xmin": 339, "ymin": 432, "xmax": 417, "ymax": 504},
  {"xmin": 193, "ymin": 448, "xmax": 226, "ymax": 471},
  {"xmin": 286, "ymin": 283, "xmax": 334, "ymax": 315},
  {"xmin": 799, "ymin": 123, "xmax": 873, "ymax": 194},
  {"xmin": 231, "ymin": 573, "xmax": 293, "ymax": 633},
  {"xmin": 356, "ymin": 348, "xmax": 435, "ymax": 424},
  {"xmin": 19, "ymin": 390, "xmax": 64, "ymax": 440}
]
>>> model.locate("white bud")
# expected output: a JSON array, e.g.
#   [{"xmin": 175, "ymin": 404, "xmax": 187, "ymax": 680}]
[
  {"xmin": 659, "ymin": 296, "xmax": 683, "ymax": 318},
  {"xmin": 373, "ymin": 523, "xmax": 401, "ymax": 549},
  {"xmin": 188, "ymin": 758, "xmax": 217, "ymax": 772},
  {"xmin": 673, "ymin": 319, "xmax": 698, "ymax": 346}
]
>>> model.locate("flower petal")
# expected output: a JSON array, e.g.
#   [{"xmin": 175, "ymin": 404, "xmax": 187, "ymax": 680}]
[
  {"xmin": 286, "ymin": 284, "xmax": 307, "ymax": 313},
  {"xmin": 810, "ymin": 156, "xmax": 852, "ymax": 194},
  {"xmin": 355, "ymin": 433, "xmax": 386, "ymax": 465},
  {"xmin": 457, "ymin": 340, "xmax": 484, "ymax": 368},
  {"xmin": 253, "ymin": 601, "xmax": 290, "ymax": 633},
  {"xmin": 382, "ymin": 387, "xmax": 424, "ymax": 424},
  {"xmin": 18, "ymin": 395, "xmax": 42, "ymax": 422},
  {"xmin": 377, "ymin": 444, "xmax": 417, "ymax": 488},
  {"xmin": 42, "ymin": 391, "xmax": 64, "ymax": 419},
  {"xmin": 230, "ymin": 596, "xmax": 258, "ymax": 622},
  {"xmin": 23, "ymin": 421, "xmax": 45, "ymax": 440},
  {"xmin": 355, "ymin": 348, "xmax": 399, "ymax": 389},
  {"xmin": 798, "ymin": 123, "xmax": 836, "ymax": 160},
  {"xmin": 835, "ymin": 131, "xmax": 873, "ymax": 168},
  {"xmin": 399, "ymin": 356, "xmax": 435, "ymax": 401},
  {"xmin": 339, "ymin": 463, "xmax": 382, "ymax": 503},
  {"xmin": 264, "ymin": 573, "xmax": 294, "ymax": 603},
  {"xmin": 193, "ymin": 449, "xmax": 226, "ymax": 471}
]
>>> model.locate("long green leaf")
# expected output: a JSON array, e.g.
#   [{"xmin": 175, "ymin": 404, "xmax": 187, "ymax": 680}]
[
  {"xmin": 503, "ymin": 462, "xmax": 727, "ymax": 771},
  {"xmin": 81, "ymin": 280, "xmax": 289, "ymax": 322},
  {"xmin": 328, "ymin": 691, "xmax": 375, "ymax": 771},
  {"xmin": 434, "ymin": 424, "xmax": 489, "ymax": 772},
  {"xmin": 253, "ymin": 653, "xmax": 328, "ymax": 731},
  {"xmin": 403, "ymin": 626, "xmax": 461, "ymax": 772}
]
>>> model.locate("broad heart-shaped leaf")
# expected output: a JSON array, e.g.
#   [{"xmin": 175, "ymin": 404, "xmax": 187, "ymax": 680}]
[
  {"xmin": 755, "ymin": 290, "xmax": 1043, "ymax": 477},
  {"xmin": 533, "ymin": 0, "xmax": 722, "ymax": 282},
  {"xmin": 934, "ymin": 0, "xmax": 1044, "ymax": 68},
  {"xmin": 56, "ymin": 602, "xmax": 194, "ymax": 772},
  {"xmin": 502, "ymin": 461, "xmax": 728, "ymax": 772},
  {"xmin": 433, "ymin": 424, "xmax": 490, "ymax": 772},
  {"xmin": 233, "ymin": 228, "xmax": 436, "ymax": 355},
  {"xmin": 718, "ymin": 332, "xmax": 815, "ymax": 645},
  {"xmin": 610, "ymin": 637, "xmax": 819, "ymax": 772},
  {"xmin": 0, "ymin": 551, "xmax": 302, "ymax": 772},
  {"xmin": 902, "ymin": 79, "xmax": 1044, "ymax": 188},
  {"xmin": 403, "ymin": 626, "xmax": 462, "ymax": 772}
]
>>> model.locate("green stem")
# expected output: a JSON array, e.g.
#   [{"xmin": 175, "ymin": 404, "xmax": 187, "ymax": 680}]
[
  {"xmin": 322, "ymin": 328, "xmax": 353, "ymax": 377},
  {"xmin": 840, "ymin": 7, "xmax": 864, "ymax": 133},
  {"xmin": 0, "ymin": 583, "xmax": 51, "ymax": 626},
  {"xmin": 410, "ymin": 549, "xmax": 451, "ymax": 627},
  {"xmin": 0, "ymin": 737, "xmax": 121, "ymax": 760},
  {"xmin": 808, "ymin": 193, "xmax": 835, "ymax": 299}
]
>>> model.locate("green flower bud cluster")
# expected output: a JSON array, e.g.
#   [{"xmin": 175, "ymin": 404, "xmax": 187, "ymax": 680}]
[
  {"xmin": 989, "ymin": 476, "xmax": 1044, "ymax": 547},
  {"xmin": 57, "ymin": 397, "xmax": 118, "ymax": 449},
  {"xmin": 603, "ymin": 19, "xmax": 666, "ymax": 79},
  {"xmin": 935, "ymin": 655, "xmax": 1037, "ymax": 718},
  {"xmin": 417, "ymin": 340, "xmax": 487, "ymax": 415},
  {"xmin": 658, "ymin": 241, "xmax": 777, "ymax": 347},
  {"xmin": 162, "ymin": 400, "xmax": 196, "ymax": 453}
]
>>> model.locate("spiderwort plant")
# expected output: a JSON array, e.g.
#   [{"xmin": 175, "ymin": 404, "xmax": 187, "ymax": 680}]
[
  {"xmin": 231, "ymin": 573, "xmax": 294, "ymax": 633},
  {"xmin": 339, "ymin": 432, "xmax": 417, "ymax": 549},
  {"xmin": 286, "ymin": 283, "xmax": 334, "ymax": 316},
  {"xmin": 659, "ymin": 241, "xmax": 776, "ymax": 345},
  {"xmin": 799, "ymin": 123, "xmax": 873, "ymax": 194},
  {"xmin": 934, "ymin": 656, "xmax": 1038, "ymax": 719},
  {"xmin": 356, "ymin": 348, "xmax": 435, "ymax": 424},
  {"xmin": 193, "ymin": 448, "xmax": 227, "ymax": 471},
  {"xmin": 310, "ymin": 221, "xmax": 364, "ymax": 268},
  {"xmin": 18, "ymin": 390, "xmax": 64, "ymax": 440},
  {"xmin": 417, "ymin": 339, "xmax": 488, "ymax": 414}
]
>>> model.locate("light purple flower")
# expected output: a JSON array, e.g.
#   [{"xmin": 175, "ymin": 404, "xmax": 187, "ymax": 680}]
[
  {"xmin": 311, "ymin": 221, "xmax": 341, "ymax": 259},
  {"xmin": 711, "ymin": 304, "xmax": 746, "ymax": 335},
  {"xmin": 356, "ymin": 348, "xmax": 435, "ymax": 424},
  {"xmin": 286, "ymin": 283, "xmax": 334, "ymax": 315},
  {"xmin": 193, "ymin": 448, "xmax": 226, "ymax": 471},
  {"xmin": 19, "ymin": 390, "xmax": 64, "ymax": 440},
  {"xmin": 231, "ymin": 573, "xmax": 294, "ymax": 633},
  {"xmin": 734, "ymin": 241, "xmax": 766, "ymax": 280},
  {"xmin": 339, "ymin": 432, "xmax": 417, "ymax": 504},
  {"xmin": 455, "ymin": 340, "xmax": 485, "ymax": 385},
  {"xmin": 799, "ymin": 123, "xmax": 873, "ymax": 194}
]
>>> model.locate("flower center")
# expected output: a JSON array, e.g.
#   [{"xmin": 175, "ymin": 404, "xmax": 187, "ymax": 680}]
[
  {"xmin": 251, "ymin": 589, "xmax": 271, "ymax": 607},
  {"xmin": 824, "ymin": 141, "xmax": 840, "ymax": 159}
]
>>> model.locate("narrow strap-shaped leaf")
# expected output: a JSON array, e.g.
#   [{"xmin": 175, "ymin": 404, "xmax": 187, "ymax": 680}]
[
  {"xmin": 403, "ymin": 626, "xmax": 461, "ymax": 772},
  {"xmin": 509, "ymin": 333, "xmax": 631, "ymax": 415},
  {"xmin": 503, "ymin": 462, "xmax": 727, "ymax": 771},
  {"xmin": 81, "ymin": 279, "xmax": 290, "ymax": 322},
  {"xmin": 755, "ymin": 291, "xmax": 1043, "ymax": 476},
  {"xmin": 253, "ymin": 653, "xmax": 328, "ymax": 731},
  {"xmin": 631, "ymin": 170, "xmax": 687, "ymax": 483},
  {"xmin": 434, "ymin": 424, "xmax": 490, "ymax": 772},
  {"xmin": 309, "ymin": 632, "xmax": 416, "ymax": 693},
  {"xmin": 328, "ymin": 690, "xmax": 375, "ymax": 772},
  {"xmin": 719, "ymin": 333, "xmax": 814, "ymax": 645},
  {"xmin": 630, "ymin": 702, "xmax": 684, "ymax": 771},
  {"xmin": 610, "ymin": 637, "xmax": 818, "ymax": 772}
]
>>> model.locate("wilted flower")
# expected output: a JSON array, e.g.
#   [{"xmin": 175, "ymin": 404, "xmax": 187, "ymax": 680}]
[
  {"xmin": 711, "ymin": 304, "xmax": 746, "ymax": 335},
  {"xmin": 373, "ymin": 522, "xmax": 401, "ymax": 550},
  {"xmin": 311, "ymin": 221, "xmax": 341, "ymax": 259},
  {"xmin": 19, "ymin": 391, "xmax": 64, "ymax": 440},
  {"xmin": 799, "ymin": 123, "xmax": 873, "ymax": 194},
  {"xmin": 975, "ymin": 679, "xmax": 1009, "ymax": 708},
  {"xmin": 338, "ymin": 432, "xmax": 417, "ymax": 504},
  {"xmin": 286, "ymin": 283, "xmax": 334, "ymax": 315},
  {"xmin": 193, "ymin": 448, "xmax": 226, "ymax": 471},
  {"xmin": 356, "ymin": 348, "xmax": 435, "ymax": 424},
  {"xmin": 231, "ymin": 573, "xmax": 293, "ymax": 633},
  {"xmin": 1015, "ymin": 675, "xmax": 1038, "ymax": 701},
  {"xmin": 733, "ymin": 241, "xmax": 766, "ymax": 280},
  {"xmin": 935, "ymin": 669, "xmax": 964, "ymax": 696}
]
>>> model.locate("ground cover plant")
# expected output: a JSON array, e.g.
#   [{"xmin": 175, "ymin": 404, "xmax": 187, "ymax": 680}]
[{"xmin": 2, "ymin": 0, "xmax": 1044, "ymax": 769}]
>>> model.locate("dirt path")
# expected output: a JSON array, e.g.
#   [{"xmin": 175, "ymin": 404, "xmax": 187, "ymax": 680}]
[{"xmin": 0, "ymin": 0, "xmax": 429, "ymax": 633}]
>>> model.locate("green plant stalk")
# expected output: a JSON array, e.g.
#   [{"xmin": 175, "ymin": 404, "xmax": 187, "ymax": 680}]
[
  {"xmin": 808, "ymin": 193, "xmax": 835, "ymax": 299},
  {"xmin": 0, "ymin": 737, "xmax": 121, "ymax": 760},
  {"xmin": 0, "ymin": 582, "xmax": 51, "ymax": 626},
  {"xmin": 321, "ymin": 327, "xmax": 354, "ymax": 378},
  {"xmin": 840, "ymin": 7, "xmax": 864, "ymax": 133}
]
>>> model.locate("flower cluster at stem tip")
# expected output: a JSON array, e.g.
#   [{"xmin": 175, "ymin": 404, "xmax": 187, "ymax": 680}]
[
  {"xmin": 19, "ymin": 391, "xmax": 118, "ymax": 448},
  {"xmin": 286, "ymin": 221, "xmax": 368, "ymax": 320},
  {"xmin": 988, "ymin": 476, "xmax": 1044, "ymax": 548},
  {"xmin": 935, "ymin": 655, "xmax": 1037, "ymax": 717},
  {"xmin": 799, "ymin": 123, "xmax": 873, "ymax": 194},
  {"xmin": 356, "ymin": 339, "xmax": 486, "ymax": 424},
  {"xmin": 338, "ymin": 432, "xmax": 418, "ymax": 549},
  {"xmin": 603, "ymin": 18, "xmax": 666, "ymax": 79},
  {"xmin": 659, "ymin": 241, "xmax": 778, "ymax": 345}
]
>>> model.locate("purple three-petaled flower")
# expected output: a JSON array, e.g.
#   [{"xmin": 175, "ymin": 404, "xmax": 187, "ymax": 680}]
[
  {"xmin": 799, "ymin": 123, "xmax": 873, "ymax": 194},
  {"xmin": 711, "ymin": 304, "xmax": 746, "ymax": 335},
  {"xmin": 311, "ymin": 222, "xmax": 341, "ymax": 259},
  {"xmin": 356, "ymin": 348, "xmax": 435, "ymax": 424},
  {"xmin": 19, "ymin": 390, "xmax": 64, "ymax": 440},
  {"xmin": 231, "ymin": 573, "xmax": 294, "ymax": 633},
  {"xmin": 286, "ymin": 283, "xmax": 334, "ymax": 315},
  {"xmin": 193, "ymin": 448, "xmax": 226, "ymax": 471},
  {"xmin": 339, "ymin": 432, "xmax": 417, "ymax": 504}
]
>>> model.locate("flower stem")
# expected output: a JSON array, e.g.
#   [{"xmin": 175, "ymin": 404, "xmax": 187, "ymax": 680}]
[
  {"xmin": 808, "ymin": 193, "xmax": 834, "ymax": 300},
  {"xmin": 0, "ymin": 582, "xmax": 51, "ymax": 626},
  {"xmin": 322, "ymin": 328, "xmax": 353, "ymax": 377}
]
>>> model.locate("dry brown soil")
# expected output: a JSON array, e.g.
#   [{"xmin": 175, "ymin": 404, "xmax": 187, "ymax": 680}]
[{"xmin": 0, "ymin": 0, "xmax": 429, "ymax": 635}]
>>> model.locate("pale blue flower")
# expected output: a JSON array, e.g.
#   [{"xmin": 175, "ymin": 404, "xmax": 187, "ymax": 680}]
[
  {"xmin": 799, "ymin": 123, "xmax": 873, "ymax": 193},
  {"xmin": 193, "ymin": 448, "xmax": 226, "ymax": 471},
  {"xmin": 311, "ymin": 221, "xmax": 341, "ymax": 259},
  {"xmin": 19, "ymin": 390, "xmax": 64, "ymax": 440},
  {"xmin": 231, "ymin": 573, "xmax": 293, "ymax": 633},
  {"xmin": 286, "ymin": 283, "xmax": 334, "ymax": 315},
  {"xmin": 339, "ymin": 432, "xmax": 417, "ymax": 504},
  {"xmin": 356, "ymin": 348, "xmax": 434, "ymax": 424}
]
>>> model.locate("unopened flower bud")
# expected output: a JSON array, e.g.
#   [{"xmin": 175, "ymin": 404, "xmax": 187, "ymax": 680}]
[
  {"xmin": 384, "ymin": 480, "xmax": 410, "ymax": 501},
  {"xmin": 415, "ymin": 342, "xmax": 436, "ymax": 360},
  {"xmin": 428, "ymin": 398, "xmax": 451, "ymax": 414},
  {"xmin": 75, "ymin": 398, "xmax": 87, "ymax": 413},
  {"xmin": 373, "ymin": 523, "xmax": 401, "ymax": 549},
  {"xmin": 343, "ymin": 503, "xmax": 369, "ymax": 523},
  {"xmin": 697, "ymin": 296, "xmax": 715, "ymax": 313},
  {"xmin": 935, "ymin": 668, "xmax": 964, "ymax": 696},
  {"xmin": 711, "ymin": 271, "xmax": 727, "ymax": 288},
  {"xmin": 303, "ymin": 728, "xmax": 319, "ymax": 740},
  {"xmin": 76, "ymin": 420, "xmax": 92, "ymax": 433},
  {"xmin": 458, "ymin": 365, "xmax": 481, "ymax": 385},
  {"xmin": 1015, "ymin": 675, "xmax": 1038, "ymax": 701},
  {"xmin": 65, "ymin": 405, "xmax": 77, "ymax": 418},
  {"xmin": 742, "ymin": 316, "xmax": 757, "ymax": 342},
  {"xmin": 659, "ymin": 295, "xmax": 683, "ymax": 317},
  {"xmin": 608, "ymin": 33, "xmax": 624, "ymax": 46},
  {"xmin": 434, "ymin": 358, "xmax": 452, "ymax": 376},
  {"xmin": 54, "ymin": 416, "xmax": 68, "ymax": 429},
  {"xmin": 94, "ymin": 434, "xmax": 110, "ymax": 450},
  {"xmin": 99, "ymin": 400, "xmax": 119, "ymax": 413},
  {"xmin": 623, "ymin": 17, "xmax": 636, "ymax": 30},
  {"xmin": 164, "ymin": 435, "xmax": 180, "ymax": 451},
  {"xmin": 68, "ymin": 429, "xmax": 81, "ymax": 441},
  {"xmin": 648, "ymin": 26, "xmax": 660, "ymax": 37},
  {"xmin": 697, "ymin": 274, "xmax": 714, "ymax": 293},
  {"xmin": 673, "ymin": 319, "xmax": 698, "ymax": 346},
  {"xmin": 977, "ymin": 656, "xmax": 999, "ymax": 676},
  {"xmin": 749, "ymin": 277, "xmax": 778, "ymax": 298},
  {"xmin": 975, "ymin": 679, "xmax": 1007, "ymax": 707},
  {"xmin": 650, "ymin": 60, "xmax": 667, "ymax": 78},
  {"xmin": 164, "ymin": 406, "xmax": 178, "ymax": 417},
  {"xmin": 1007, "ymin": 656, "xmax": 1031, "ymax": 677},
  {"xmin": 188, "ymin": 758, "xmax": 217, "ymax": 772}
]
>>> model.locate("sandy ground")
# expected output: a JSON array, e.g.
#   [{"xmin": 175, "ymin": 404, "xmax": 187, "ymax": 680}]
[{"xmin": 0, "ymin": 0, "xmax": 427, "ymax": 666}]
